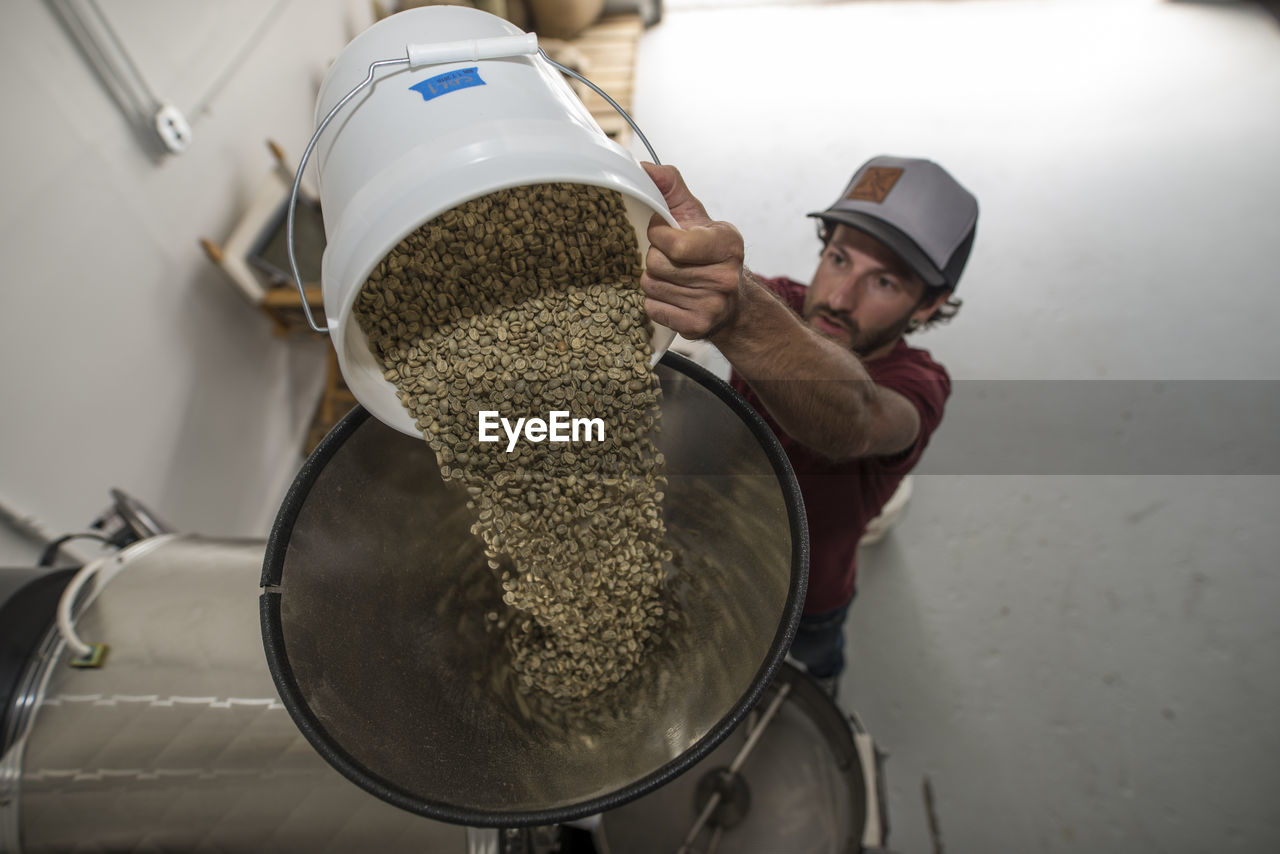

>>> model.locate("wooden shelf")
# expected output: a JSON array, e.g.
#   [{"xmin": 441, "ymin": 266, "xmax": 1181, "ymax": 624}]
[
  {"xmin": 306, "ymin": 347, "xmax": 358, "ymax": 455},
  {"xmin": 554, "ymin": 13, "xmax": 644, "ymax": 146}
]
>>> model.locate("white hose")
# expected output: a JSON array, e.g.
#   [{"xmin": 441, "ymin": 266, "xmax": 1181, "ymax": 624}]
[{"xmin": 55, "ymin": 555, "xmax": 112, "ymax": 660}]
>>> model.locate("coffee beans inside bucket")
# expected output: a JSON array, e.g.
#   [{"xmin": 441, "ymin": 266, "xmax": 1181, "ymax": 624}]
[{"xmin": 352, "ymin": 183, "xmax": 672, "ymax": 701}]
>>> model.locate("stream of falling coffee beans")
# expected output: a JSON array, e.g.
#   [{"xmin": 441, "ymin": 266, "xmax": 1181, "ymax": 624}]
[{"xmin": 353, "ymin": 182, "xmax": 673, "ymax": 701}]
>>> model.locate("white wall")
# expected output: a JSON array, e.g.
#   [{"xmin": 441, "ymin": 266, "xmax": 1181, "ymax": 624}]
[
  {"xmin": 635, "ymin": 1, "xmax": 1280, "ymax": 851},
  {"xmin": 0, "ymin": 1, "xmax": 372, "ymax": 564}
]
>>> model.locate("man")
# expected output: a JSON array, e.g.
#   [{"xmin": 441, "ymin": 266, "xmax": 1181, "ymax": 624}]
[{"xmin": 640, "ymin": 156, "xmax": 978, "ymax": 694}]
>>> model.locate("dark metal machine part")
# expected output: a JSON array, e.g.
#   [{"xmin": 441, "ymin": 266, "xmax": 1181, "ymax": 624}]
[
  {"xmin": 261, "ymin": 352, "xmax": 808, "ymax": 827},
  {"xmin": 0, "ymin": 569, "xmax": 74, "ymax": 753}
]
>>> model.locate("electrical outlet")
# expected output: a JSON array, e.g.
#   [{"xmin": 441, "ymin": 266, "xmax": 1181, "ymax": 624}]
[{"xmin": 154, "ymin": 104, "xmax": 192, "ymax": 153}]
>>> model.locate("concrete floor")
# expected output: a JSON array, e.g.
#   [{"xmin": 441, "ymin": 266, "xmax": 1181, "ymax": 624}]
[{"xmin": 632, "ymin": 1, "xmax": 1280, "ymax": 851}]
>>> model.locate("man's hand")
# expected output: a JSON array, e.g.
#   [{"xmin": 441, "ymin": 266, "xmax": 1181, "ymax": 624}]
[{"xmin": 639, "ymin": 163, "xmax": 746, "ymax": 341}]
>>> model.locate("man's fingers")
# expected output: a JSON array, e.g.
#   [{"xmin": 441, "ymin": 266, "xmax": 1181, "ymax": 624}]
[
  {"xmin": 643, "ymin": 296, "xmax": 685, "ymax": 335},
  {"xmin": 640, "ymin": 274, "xmax": 716, "ymax": 308},
  {"xmin": 642, "ymin": 252, "xmax": 740, "ymax": 295},
  {"xmin": 640, "ymin": 162, "xmax": 676, "ymax": 195},
  {"xmin": 643, "ymin": 296, "xmax": 730, "ymax": 341},
  {"xmin": 637, "ymin": 165, "xmax": 744, "ymax": 340},
  {"xmin": 641, "ymin": 162, "xmax": 712, "ymax": 228},
  {"xmin": 641, "ymin": 272, "xmax": 738, "ymax": 339},
  {"xmin": 647, "ymin": 220, "xmax": 744, "ymax": 268}
]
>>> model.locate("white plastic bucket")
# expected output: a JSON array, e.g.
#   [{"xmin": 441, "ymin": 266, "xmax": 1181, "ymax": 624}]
[{"xmin": 313, "ymin": 6, "xmax": 677, "ymax": 437}]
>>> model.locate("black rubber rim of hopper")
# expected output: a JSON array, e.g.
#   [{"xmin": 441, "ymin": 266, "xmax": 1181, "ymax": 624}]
[{"xmin": 0, "ymin": 568, "xmax": 76, "ymax": 753}]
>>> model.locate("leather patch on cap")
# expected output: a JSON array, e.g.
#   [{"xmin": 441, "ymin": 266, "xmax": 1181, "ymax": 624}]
[{"xmin": 845, "ymin": 167, "xmax": 904, "ymax": 203}]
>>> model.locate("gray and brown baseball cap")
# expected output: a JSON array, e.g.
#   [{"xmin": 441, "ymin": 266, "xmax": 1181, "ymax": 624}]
[{"xmin": 810, "ymin": 155, "xmax": 978, "ymax": 292}]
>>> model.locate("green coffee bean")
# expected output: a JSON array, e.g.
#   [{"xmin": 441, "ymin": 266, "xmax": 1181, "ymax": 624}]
[{"xmin": 352, "ymin": 183, "xmax": 672, "ymax": 701}]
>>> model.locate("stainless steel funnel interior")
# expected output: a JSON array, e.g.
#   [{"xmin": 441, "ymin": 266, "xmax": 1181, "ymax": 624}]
[
  {"xmin": 598, "ymin": 663, "xmax": 867, "ymax": 853},
  {"xmin": 260, "ymin": 353, "xmax": 807, "ymax": 827}
]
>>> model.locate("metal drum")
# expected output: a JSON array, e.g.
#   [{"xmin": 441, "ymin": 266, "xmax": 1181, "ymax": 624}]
[
  {"xmin": 0, "ymin": 535, "xmax": 466, "ymax": 853},
  {"xmin": 597, "ymin": 664, "xmax": 881, "ymax": 854}
]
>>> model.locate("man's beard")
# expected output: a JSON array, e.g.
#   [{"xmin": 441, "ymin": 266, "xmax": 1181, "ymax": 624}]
[{"xmin": 804, "ymin": 304, "xmax": 916, "ymax": 357}]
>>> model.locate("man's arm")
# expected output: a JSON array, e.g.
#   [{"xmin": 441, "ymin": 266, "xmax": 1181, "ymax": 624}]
[{"xmin": 638, "ymin": 163, "xmax": 922, "ymax": 462}]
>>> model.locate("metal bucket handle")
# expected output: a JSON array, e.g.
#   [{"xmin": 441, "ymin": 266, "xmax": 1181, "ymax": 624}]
[{"xmin": 286, "ymin": 33, "xmax": 663, "ymax": 334}]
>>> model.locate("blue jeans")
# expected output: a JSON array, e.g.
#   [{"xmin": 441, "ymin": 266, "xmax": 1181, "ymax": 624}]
[{"xmin": 789, "ymin": 601, "xmax": 852, "ymax": 680}]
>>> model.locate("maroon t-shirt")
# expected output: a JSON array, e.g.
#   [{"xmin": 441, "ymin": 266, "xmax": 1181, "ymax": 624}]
[{"xmin": 730, "ymin": 277, "xmax": 950, "ymax": 613}]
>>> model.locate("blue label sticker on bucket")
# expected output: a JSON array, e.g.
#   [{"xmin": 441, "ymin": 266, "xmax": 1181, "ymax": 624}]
[{"xmin": 410, "ymin": 67, "xmax": 485, "ymax": 102}]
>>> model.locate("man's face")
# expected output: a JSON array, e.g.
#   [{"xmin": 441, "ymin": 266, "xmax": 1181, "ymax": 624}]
[{"xmin": 803, "ymin": 224, "xmax": 934, "ymax": 359}]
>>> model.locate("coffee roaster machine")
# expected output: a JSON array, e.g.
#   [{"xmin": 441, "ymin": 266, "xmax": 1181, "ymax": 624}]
[{"xmin": 1, "ymin": 360, "xmax": 889, "ymax": 853}]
